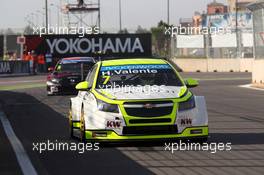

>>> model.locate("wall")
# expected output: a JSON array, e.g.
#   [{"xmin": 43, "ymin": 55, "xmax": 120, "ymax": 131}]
[
  {"xmin": 252, "ymin": 59, "xmax": 264, "ymax": 85},
  {"xmin": 171, "ymin": 58, "xmax": 253, "ymax": 72}
]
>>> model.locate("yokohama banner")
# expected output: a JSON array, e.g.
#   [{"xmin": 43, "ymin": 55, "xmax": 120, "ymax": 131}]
[{"xmin": 24, "ymin": 34, "xmax": 152, "ymax": 58}]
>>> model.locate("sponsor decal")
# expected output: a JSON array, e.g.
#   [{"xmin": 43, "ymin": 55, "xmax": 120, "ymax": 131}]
[
  {"xmin": 100, "ymin": 64, "xmax": 171, "ymax": 76},
  {"xmin": 100, "ymin": 64, "xmax": 171, "ymax": 71},
  {"xmin": 180, "ymin": 118, "xmax": 192, "ymax": 126},
  {"xmin": 106, "ymin": 121, "xmax": 121, "ymax": 128}
]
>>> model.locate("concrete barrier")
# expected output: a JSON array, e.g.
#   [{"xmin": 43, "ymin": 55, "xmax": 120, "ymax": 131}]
[
  {"xmin": 171, "ymin": 58, "xmax": 254, "ymax": 72},
  {"xmin": 252, "ymin": 59, "xmax": 264, "ymax": 85}
]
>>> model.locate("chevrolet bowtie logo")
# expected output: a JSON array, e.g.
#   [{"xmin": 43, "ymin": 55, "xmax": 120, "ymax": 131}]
[{"xmin": 143, "ymin": 103, "xmax": 155, "ymax": 109}]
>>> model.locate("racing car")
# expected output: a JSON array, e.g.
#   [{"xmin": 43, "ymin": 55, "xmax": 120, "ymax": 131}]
[
  {"xmin": 68, "ymin": 58, "xmax": 208, "ymax": 142},
  {"xmin": 47, "ymin": 57, "xmax": 95, "ymax": 95}
]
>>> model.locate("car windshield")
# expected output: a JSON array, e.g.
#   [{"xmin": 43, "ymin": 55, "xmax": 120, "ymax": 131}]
[
  {"xmin": 56, "ymin": 62, "xmax": 94, "ymax": 74},
  {"xmin": 96, "ymin": 64, "xmax": 183, "ymax": 89}
]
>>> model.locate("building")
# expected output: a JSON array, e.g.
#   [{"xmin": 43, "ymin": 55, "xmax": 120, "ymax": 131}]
[
  {"xmin": 207, "ymin": 0, "xmax": 228, "ymax": 15},
  {"xmin": 193, "ymin": 11, "xmax": 203, "ymax": 27},
  {"xmin": 227, "ymin": 0, "xmax": 256, "ymax": 12},
  {"xmin": 179, "ymin": 18, "xmax": 193, "ymax": 27}
]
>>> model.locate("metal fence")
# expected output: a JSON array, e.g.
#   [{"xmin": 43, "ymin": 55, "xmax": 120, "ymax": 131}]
[
  {"xmin": 171, "ymin": 32, "xmax": 254, "ymax": 59},
  {"xmin": 252, "ymin": 8, "xmax": 264, "ymax": 59}
]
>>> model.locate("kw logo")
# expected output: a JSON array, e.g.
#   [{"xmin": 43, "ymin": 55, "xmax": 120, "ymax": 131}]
[
  {"xmin": 180, "ymin": 118, "xmax": 192, "ymax": 126},
  {"xmin": 106, "ymin": 121, "xmax": 121, "ymax": 128}
]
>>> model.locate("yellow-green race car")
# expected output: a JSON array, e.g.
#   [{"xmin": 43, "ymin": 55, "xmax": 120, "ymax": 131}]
[{"xmin": 69, "ymin": 58, "xmax": 208, "ymax": 142}]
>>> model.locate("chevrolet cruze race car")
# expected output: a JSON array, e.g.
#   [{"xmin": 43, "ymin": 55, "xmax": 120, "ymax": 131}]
[
  {"xmin": 69, "ymin": 58, "xmax": 208, "ymax": 142},
  {"xmin": 47, "ymin": 57, "xmax": 95, "ymax": 95}
]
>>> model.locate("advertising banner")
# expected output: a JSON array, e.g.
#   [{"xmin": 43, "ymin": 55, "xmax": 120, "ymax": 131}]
[
  {"xmin": 177, "ymin": 35, "xmax": 204, "ymax": 48},
  {"xmin": 0, "ymin": 61, "xmax": 29, "ymax": 74},
  {"xmin": 204, "ymin": 13, "xmax": 253, "ymax": 32},
  {"xmin": 24, "ymin": 34, "xmax": 152, "ymax": 58}
]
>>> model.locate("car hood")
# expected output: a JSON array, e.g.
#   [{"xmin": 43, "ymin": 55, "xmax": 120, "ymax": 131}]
[{"xmin": 96, "ymin": 86, "xmax": 187, "ymax": 100}]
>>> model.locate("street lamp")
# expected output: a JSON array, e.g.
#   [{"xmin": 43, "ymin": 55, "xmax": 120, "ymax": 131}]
[
  {"xmin": 235, "ymin": 0, "xmax": 240, "ymax": 58},
  {"xmin": 45, "ymin": 0, "xmax": 48, "ymax": 30},
  {"xmin": 119, "ymin": 0, "xmax": 122, "ymax": 32}
]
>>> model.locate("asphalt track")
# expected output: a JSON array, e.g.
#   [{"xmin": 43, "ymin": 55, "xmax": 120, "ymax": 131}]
[{"xmin": 1, "ymin": 72, "xmax": 264, "ymax": 175}]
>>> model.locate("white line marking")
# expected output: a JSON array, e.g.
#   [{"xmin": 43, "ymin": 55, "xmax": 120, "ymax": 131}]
[
  {"xmin": 239, "ymin": 84, "xmax": 264, "ymax": 91},
  {"xmin": 0, "ymin": 80, "xmax": 45, "ymax": 85},
  {"xmin": 0, "ymin": 111, "xmax": 38, "ymax": 175}
]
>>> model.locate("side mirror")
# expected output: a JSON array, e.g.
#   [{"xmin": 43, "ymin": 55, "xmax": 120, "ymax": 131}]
[
  {"xmin": 75, "ymin": 81, "xmax": 89, "ymax": 91},
  {"xmin": 48, "ymin": 67, "xmax": 54, "ymax": 72},
  {"xmin": 185, "ymin": 78, "xmax": 199, "ymax": 88}
]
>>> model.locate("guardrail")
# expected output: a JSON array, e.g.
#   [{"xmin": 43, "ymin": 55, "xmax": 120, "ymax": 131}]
[{"xmin": 0, "ymin": 61, "xmax": 30, "ymax": 76}]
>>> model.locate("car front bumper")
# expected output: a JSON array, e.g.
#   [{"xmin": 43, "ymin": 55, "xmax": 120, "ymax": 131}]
[
  {"xmin": 82, "ymin": 126, "xmax": 208, "ymax": 141},
  {"xmin": 47, "ymin": 81, "xmax": 77, "ymax": 94}
]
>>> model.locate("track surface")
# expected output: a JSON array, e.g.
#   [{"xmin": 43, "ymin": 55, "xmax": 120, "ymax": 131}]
[{"xmin": 1, "ymin": 73, "xmax": 264, "ymax": 175}]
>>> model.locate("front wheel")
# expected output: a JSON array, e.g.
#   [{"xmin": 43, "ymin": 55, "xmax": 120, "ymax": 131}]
[
  {"xmin": 79, "ymin": 107, "xmax": 86, "ymax": 142},
  {"xmin": 68, "ymin": 109, "xmax": 74, "ymax": 138}
]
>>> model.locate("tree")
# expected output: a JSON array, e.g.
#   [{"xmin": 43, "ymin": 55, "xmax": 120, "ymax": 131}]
[
  {"xmin": 118, "ymin": 28, "xmax": 129, "ymax": 34},
  {"xmin": 135, "ymin": 25, "xmax": 149, "ymax": 33},
  {"xmin": 24, "ymin": 25, "xmax": 34, "ymax": 35},
  {"xmin": 5, "ymin": 28, "xmax": 15, "ymax": 35},
  {"xmin": 150, "ymin": 20, "xmax": 171, "ymax": 57}
]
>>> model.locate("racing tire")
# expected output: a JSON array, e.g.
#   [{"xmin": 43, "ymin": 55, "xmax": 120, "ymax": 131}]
[
  {"xmin": 68, "ymin": 109, "xmax": 74, "ymax": 139},
  {"xmin": 79, "ymin": 107, "xmax": 86, "ymax": 142}
]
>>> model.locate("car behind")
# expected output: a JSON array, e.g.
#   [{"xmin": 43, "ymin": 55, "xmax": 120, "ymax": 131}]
[{"xmin": 47, "ymin": 57, "xmax": 95, "ymax": 95}]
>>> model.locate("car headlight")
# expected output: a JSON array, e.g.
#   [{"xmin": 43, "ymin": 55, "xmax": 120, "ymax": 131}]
[
  {"xmin": 97, "ymin": 99, "xmax": 119, "ymax": 113},
  {"xmin": 51, "ymin": 78, "xmax": 60, "ymax": 83},
  {"xmin": 178, "ymin": 96, "xmax": 195, "ymax": 111}
]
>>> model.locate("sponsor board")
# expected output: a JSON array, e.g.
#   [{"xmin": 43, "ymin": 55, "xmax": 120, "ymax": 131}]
[
  {"xmin": 0, "ymin": 61, "xmax": 29, "ymax": 75},
  {"xmin": 0, "ymin": 62, "xmax": 11, "ymax": 74},
  {"xmin": 204, "ymin": 12, "xmax": 253, "ymax": 32},
  {"xmin": 24, "ymin": 34, "xmax": 152, "ymax": 58}
]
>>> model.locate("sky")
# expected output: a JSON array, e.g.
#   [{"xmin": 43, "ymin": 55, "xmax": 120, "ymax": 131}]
[{"xmin": 0, "ymin": 0, "xmax": 226, "ymax": 31}]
